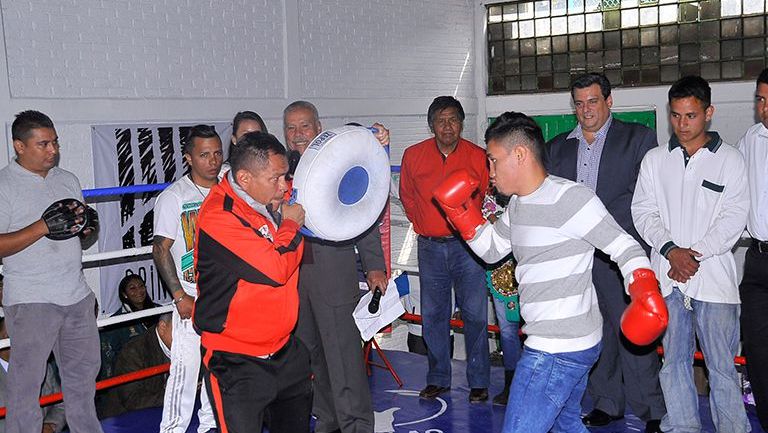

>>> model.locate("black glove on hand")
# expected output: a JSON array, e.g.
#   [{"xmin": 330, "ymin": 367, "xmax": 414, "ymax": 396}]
[
  {"xmin": 79, "ymin": 205, "xmax": 99, "ymax": 238},
  {"xmin": 42, "ymin": 198, "xmax": 86, "ymax": 240}
]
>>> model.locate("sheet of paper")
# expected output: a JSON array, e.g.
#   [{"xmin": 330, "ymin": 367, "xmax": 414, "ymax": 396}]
[{"xmin": 354, "ymin": 279, "xmax": 405, "ymax": 341}]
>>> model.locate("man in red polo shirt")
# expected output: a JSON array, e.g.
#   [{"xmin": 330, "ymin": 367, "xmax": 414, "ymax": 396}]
[{"xmin": 399, "ymin": 96, "xmax": 491, "ymax": 403}]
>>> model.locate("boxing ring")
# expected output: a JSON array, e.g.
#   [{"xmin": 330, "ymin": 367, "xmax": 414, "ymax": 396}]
[{"xmin": 0, "ymin": 179, "xmax": 755, "ymax": 431}]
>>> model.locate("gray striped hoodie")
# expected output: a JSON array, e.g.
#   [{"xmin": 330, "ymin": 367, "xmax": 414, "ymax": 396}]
[{"xmin": 468, "ymin": 176, "xmax": 651, "ymax": 353}]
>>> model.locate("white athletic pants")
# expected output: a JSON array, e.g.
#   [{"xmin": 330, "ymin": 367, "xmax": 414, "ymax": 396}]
[{"xmin": 160, "ymin": 308, "xmax": 216, "ymax": 433}]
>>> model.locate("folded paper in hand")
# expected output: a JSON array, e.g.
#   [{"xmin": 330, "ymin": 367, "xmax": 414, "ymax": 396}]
[{"xmin": 354, "ymin": 279, "xmax": 405, "ymax": 341}]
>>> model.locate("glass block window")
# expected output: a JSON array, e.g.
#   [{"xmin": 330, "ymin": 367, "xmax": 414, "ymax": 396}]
[{"xmin": 487, "ymin": 0, "xmax": 768, "ymax": 94}]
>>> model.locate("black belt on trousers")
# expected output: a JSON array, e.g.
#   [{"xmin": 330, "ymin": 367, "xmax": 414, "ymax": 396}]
[
  {"xmin": 418, "ymin": 235, "xmax": 456, "ymax": 243},
  {"xmin": 751, "ymin": 238, "xmax": 768, "ymax": 254}
]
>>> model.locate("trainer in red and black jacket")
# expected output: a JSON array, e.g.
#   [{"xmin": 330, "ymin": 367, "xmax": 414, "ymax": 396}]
[{"xmin": 192, "ymin": 174, "xmax": 304, "ymax": 358}]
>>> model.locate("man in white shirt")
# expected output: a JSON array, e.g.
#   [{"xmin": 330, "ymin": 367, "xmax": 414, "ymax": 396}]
[
  {"xmin": 632, "ymin": 76, "xmax": 750, "ymax": 433},
  {"xmin": 736, "ymin": 67, "xmax": 768, "ymax": 432},
  {"xmin": 153, "ymin": 125, "xmax": 222, "ymax": 433}
]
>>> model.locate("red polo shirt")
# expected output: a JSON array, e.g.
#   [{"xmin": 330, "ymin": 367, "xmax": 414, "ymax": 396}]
[{"xmin": 399, "ymin": 137, "xmax": 489, "ymax": 237}]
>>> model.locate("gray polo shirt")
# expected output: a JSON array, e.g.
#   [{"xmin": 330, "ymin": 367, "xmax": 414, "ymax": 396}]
[{"xmin": 0, "ymin": 160, "xmax": 91, "ymax": 306}]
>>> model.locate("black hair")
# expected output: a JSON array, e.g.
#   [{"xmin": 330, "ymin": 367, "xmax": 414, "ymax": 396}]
[
  {"xmin": 230, "ymin": 131, "xmax": 287, "ymax": 174},
  {"xmin": 427, "ymin": 96, "xmax": 465, "ymax": 132},
  {"xmin": 570, "ymin": 73, "xmax": 612, "ymax": 99},
  {"xmin": 485, "ymin": 111, "xmax": 545, "ymax": 163},
  {"xmin": 668, "ymin": 75, "xmax": 711, "ymax": 107},
  {"xmin": 12, "ymin": 110, "xmax": 55, "ymax": 142},
  {"xmin": 232, "ymin": 111, "xmax": 268, "ymax": 136},
  {"xmin": 757, "ymin": 68, "xmax": 768, "ymax": 87},
  {"xmin": 184, "ymin": 124, "xmax": 221, "ymax": 155},
  {"xmin": 117, "ymin": 274, "xmax": 155, "ymax": 311}
]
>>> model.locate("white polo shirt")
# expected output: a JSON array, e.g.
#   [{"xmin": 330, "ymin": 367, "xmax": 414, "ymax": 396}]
[
  {"xmin": 737, "ymin": 122, "xmax": 768, "ymax": 242},
  {"xmin": 632, "ymin": 133, "xmax": 749, "ymax": 304}
]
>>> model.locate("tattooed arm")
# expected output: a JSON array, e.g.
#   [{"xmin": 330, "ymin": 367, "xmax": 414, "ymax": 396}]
[{"xmin": 152, "ymin": 235, "xmax": 194, "ymax": 319}]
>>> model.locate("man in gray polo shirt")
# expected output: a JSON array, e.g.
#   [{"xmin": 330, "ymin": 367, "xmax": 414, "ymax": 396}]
[{"xmin": 0, "ymin": 111, "xmax": 103, "ymax": 433}]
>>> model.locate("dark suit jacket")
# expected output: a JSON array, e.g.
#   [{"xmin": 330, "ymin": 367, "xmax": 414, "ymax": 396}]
[
  {"xmin": 544, "ymin": 117, "xmax": 657, "ymax": 254},
  {"xmin": 99, "ymin": 326, "xmax": 169, "ymax": 419}
]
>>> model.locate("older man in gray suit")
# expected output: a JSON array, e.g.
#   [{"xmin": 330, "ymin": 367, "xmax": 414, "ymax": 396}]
[
  {"xmin": 283, "ymin": 101, "xmax": 389, "ymax": 433},
  {"xmin": 544, "ymin": 73, "xmax": 665, "ymax": 433}
]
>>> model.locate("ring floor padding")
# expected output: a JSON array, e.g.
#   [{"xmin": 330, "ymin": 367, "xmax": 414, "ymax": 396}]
[{"xmin": 98, "ymin": 350, "xmax": 765, "ymax": 433}]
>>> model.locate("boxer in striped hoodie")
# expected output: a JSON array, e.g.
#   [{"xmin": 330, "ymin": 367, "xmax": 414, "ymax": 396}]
[{"xmin": 433, "ymin": 111, "xmax": 668, "ymax": 433}]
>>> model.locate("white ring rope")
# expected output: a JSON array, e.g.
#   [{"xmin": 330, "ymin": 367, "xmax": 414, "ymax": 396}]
[
  {"xmin": 0, "ymin": 304, "xmax": 174, "ymax": 350},
  {"xmin": 0, "ymin": 246, "xmax": 153, "ymax": 274}
]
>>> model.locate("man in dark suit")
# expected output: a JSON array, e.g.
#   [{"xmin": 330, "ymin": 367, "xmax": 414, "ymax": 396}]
[
  {"xmin": 99, "ymin": 312, "xmax": 172, "ymax": 419},
  {"xmin": 283, "ymin": 101, "xmax": 388, "ymax": 433},
  {"xmin": 544, "ymin": 73, "xmax": 665, "ymax": 433}
]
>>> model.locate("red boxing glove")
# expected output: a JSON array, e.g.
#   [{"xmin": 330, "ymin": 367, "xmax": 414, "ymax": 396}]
[
  {"xmin": 620, "ymin": 268, "xmax": 669, "ymax": 346},
  {"xmin": 433, "ymin": 169, "xmax": 486, "ymax": 240}
]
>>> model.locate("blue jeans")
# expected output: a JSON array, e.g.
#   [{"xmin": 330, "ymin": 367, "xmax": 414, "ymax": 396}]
[
  {"xmin": 418, "ymin": 236, "xmax": 489, "ymax": 388},
  {"xmin": 659, "ymin": 287, "xmax": 750, "ymax": 433},
  {"xmin": 492, "ymin": 294, "xmax": 521, "ymax": 371},
  {"xmin": 502, "ymin": 343, "xmax": 601, "ymax": 433}
]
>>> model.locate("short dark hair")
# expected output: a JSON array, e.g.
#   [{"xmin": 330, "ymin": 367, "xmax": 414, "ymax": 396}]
[
  {"xmin": 232, "ymin": 111, "xmax": 268, "ymax": 135},
  {"xmin": 485, "ymin": 111, "xmax": 545, "ymax": 163},
  {"xmin": 12, "ymin": 110, "xmax": 55, "ymax": 142},
  {"xmin": 571, "ymin": 73, "xmax": 611, "ymax": 99},
  {"xmin": 283, "ymin": 101, "xmax": 319, "ymax": 125},
  {"xmin": 668, "ymin": 75, "xmax": 711, "ymax": 107},
  {"xmin": 230, "ymin": 131, "xmax": 287, "ymax": 174},
  {"xmin": 757, "ymin": 68, "xmax": 768, "ymax": 87},
  {"xmin": 184, "ymin": 124, "xmax": 221, "ymax": 155},
  {"xmin": 427, "ymin": 96, "xmax": 465, "ymax": 132}
]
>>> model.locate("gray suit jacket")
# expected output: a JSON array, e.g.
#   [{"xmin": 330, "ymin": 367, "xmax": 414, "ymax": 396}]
[{"xmin": 300, "ymin": 222, "xmax": 386, "ymax": 306}]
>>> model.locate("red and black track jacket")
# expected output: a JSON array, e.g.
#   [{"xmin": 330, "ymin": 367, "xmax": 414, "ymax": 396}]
[{"xmin": 193, "ymin": 176, "xmax": 304, "ymax": 357}]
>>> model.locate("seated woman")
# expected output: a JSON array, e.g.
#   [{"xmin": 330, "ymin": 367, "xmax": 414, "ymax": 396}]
[{"xmin": 98, "ymin": 274, "xmax": 160, "ymax": 380}]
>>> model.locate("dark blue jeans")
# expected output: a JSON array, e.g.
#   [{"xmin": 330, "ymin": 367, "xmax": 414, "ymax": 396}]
[
  {"xmin": 492, "ymin": 294, "xmax": 521, "ymax": 371},
  {"xmin": 417, "ymin": 236, "xmax": 489, "ymax": 388},
  {"xmin": 503, "ymin": 343, "xmax": 601, "ymax": 433}
]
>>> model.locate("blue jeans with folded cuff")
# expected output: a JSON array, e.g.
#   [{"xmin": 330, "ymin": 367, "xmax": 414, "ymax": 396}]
[
  {"xmin": 502, "ymin": 343, "xmax": 601, "ymax": 433},
  {"xmin": 659, "ymin": 287, "xmax": 750, "ymax": 433},
  {"xmin": 417, "ymin": 236, "xmax": 489, "ymax": 389}
]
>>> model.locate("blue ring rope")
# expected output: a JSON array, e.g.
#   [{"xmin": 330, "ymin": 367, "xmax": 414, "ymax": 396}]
[
  {"xmin": 83, "ymin": 167, "xmax": 400, "ymax": 198},
  {"xmin": 82, "ymin": 182, "xmax": 172, "ymax": 198}
]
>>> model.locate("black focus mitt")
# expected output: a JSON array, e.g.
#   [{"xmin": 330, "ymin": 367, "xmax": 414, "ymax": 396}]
[
  {"xmin": 79, "ymin": 205, "xmax": 99, "ymax": 238},
  {"xmin": 42, "ymin": 198, "xmax": 86, "ymax": 240}
]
